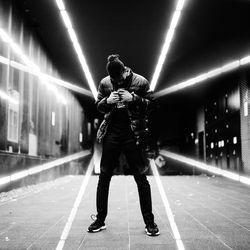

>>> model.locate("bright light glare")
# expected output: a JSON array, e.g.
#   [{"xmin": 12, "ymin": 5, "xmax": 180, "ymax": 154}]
[
  {"xmin": 160, "ymin": 150, "xmax": 250, "ymax": 186},
  {"xmin": 61, "ymin": 10, "xmax": 73, "ymax": 29},
  {"xmin": 240, "ymin": 55, "xmax": 250, "ymax": 65},
  {"xmin": 0, "ymin": 150, "xmax": 91, "ymax": 186},
  {"xmin": 0, "ymin": 56, "xmax": 92, "ymax": 97},
  {"xmin": 221, "ymin": 60, "xmax": 239, "ymax": 72},
  {"xmin": 150, "ymin": 0, "xmax": 186, "ymax": 91},
  {"xmin": 68, "ymin": 28, "xmax": 78, "ymax": 44},
  {"xmin": 0, "ymin": 28, "xmax": 71, "ymax": 104},
  {"xmin": 176, "ymin": 0, "xmax": 185, "ymax": 11},
  {"xmin": 155, "ymin": 54, "xmax": 250, "ymax": 98},
  {"xmin": 0, "ymin": 90, "xmax": 19, "ymax": 105},
  {"xmin": 55, "ymin": 0, "xmax": 98, "ymax": 99},
  {"xmin": 150, "ymin": 159, "xmax": 185, "ymax": 250},
  {"xmin": 170, "ymin": 11, "xmax": 181, "ymax": 30},
  {"xmin": 0, "ymin": 28, "xmax": 12, "ymax": 43},
  {"xmin": 56, "ymin": 0, "xmax": 65, "ymax": 10}
]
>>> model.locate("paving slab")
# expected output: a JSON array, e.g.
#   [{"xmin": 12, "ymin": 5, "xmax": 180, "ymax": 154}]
[{"xmin": 0, "ymin": 172, "xmax": 250, "ymax": 250}]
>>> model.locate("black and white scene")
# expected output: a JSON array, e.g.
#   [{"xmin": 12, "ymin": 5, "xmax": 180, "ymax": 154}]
[{"xmin": 0, "ymin": 0, "xmax": 250, "ymax": 249}]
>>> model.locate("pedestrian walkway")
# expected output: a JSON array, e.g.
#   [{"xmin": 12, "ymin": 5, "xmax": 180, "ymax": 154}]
[{"xmin": 0, "ymin": 170, "xmax": 250, "ymax": 249}]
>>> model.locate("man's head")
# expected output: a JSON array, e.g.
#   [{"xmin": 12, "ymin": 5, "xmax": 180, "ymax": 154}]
[{"xmin": 106, "ymin": 54, "xmax": 127, "ymax": 83}]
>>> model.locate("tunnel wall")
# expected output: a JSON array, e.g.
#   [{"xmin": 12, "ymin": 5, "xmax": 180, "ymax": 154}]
[
  {"xmin": 158, "ymin": 68, "xmax": 250, "ymax": 176},
  {"xmin": 239, "ymin": 71, "xmax": 250, "ymax": 175},
  {"xmin": 202, "ymin": 74, "xmax": 241, "ymax": 172},
  {"xmin": 0, "ymin": 2, "xmax": 92, "ymax": 178}
]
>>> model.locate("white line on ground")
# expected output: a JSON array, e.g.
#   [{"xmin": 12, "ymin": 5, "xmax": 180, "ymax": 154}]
[
  {"xmin": 56, "ymin": 157, "xmax": 94, "ymax": 250},
  {"xmin": 150, "ymin": 159, "xmax": 185, "ymax": 250},
  {"xmin": 125, "ymin": 177, "xmax": 131, "ymax": 250}
]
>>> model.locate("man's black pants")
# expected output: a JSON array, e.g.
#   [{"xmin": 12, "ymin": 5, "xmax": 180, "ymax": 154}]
[{"xmin": 96, "ymin": 132, "xmax": 154, "ymax": 225}]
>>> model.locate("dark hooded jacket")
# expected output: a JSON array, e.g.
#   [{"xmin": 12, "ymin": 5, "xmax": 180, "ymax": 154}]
[{"xmin": 96, "ymin": 69, "xmax": 154, "ymax": 150}]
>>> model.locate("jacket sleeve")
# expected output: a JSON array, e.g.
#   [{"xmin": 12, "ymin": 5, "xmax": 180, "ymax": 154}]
[
  {"xmin": 95, "ymin": 81, "xmax": 114, "ymax": 114},
  {"xmin": 131, "ymin": 79, "xmax": 155, "ymax": 112}
]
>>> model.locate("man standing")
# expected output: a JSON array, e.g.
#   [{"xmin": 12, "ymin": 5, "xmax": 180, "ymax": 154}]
[{"xmin": 88, "ymin": 54, "xmax": 160, "ymax": 236}]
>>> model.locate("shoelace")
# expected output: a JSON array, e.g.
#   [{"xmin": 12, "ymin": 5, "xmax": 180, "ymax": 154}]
[{"xmin": 90, "ymin": 214, "xmax": 97, "ymax": 221}]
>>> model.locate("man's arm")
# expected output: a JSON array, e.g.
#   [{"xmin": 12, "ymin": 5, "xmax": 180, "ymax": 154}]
[
  {"xmin": 130, "ymin": 79, "xmax": 155, "ymax": 113},
  {"xmin": 96, "ymin": 82, "xmax": 119, "ymax": 113}
]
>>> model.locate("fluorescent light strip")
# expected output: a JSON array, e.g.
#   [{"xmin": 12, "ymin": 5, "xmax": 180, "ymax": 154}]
[
  {"xmin": 56, "ymin": 157, "xmax": 94, "ymax": 250},
  {"xmin": 0, "ymin": 150, "xmax": 91, "ymax": 186},
  {"xmin": 0, "ymin": 56, "xmax": 20, "ymax": 105},
  {"xmin": 0, "ymin": 89, "xmax": 18, "ymax": 105},
  {"xmin": 160, "ymin": 150, "xmax": 250, "ymax": 186},
  {"xmin": 150, "ymin": 0, "xmax": 187, "ymax": 91},
  {"xmin": 0, "ymin": 29, "xmax": 70, "ymax": 104},
  {"xmin": 155, "ymin": 55, "xmax": 250, "ymax": 98},
  {"xmin": 55, "ymin": 0, "xmax": 98, "ymax": 99},
  {"xmin": 150, "ymin": 159, "xmax": 185, "ymax": 250},
  {"xmin": 0, "ymin": 54, "xmax": 93, "ymax": 98}
]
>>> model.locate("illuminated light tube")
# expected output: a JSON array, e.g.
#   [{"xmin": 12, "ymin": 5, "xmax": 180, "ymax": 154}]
[
  {"xmin": 150, "ymin": 159, "xmax": 185, "ymax": 250},
  {"xmin": 10, "ymin": 59, "xmax": 92, "ymax": 97},
  {"xmin": 0, "ymin": 90, "xmax": 19, "ymax": 105},
  {"xmin": 55, "ymin": 0, "xmax": 98, "ymax": 99},
  {"xmin": 0, "ymin": 28, "xmax": 12, "ymax": 43},
  {"xmin": 155, "ymin": 55, "xmax": 250, "ymax": 98},
  {"xmin": 68, "ymin": 28, "xmax": 78, "ymax": 44},
  {"xmin": 206, "ymin": 68, "xmax": 222, "ymax": 78},
  {"xmin": 176, "ymin": 0, "xmax": 185, "ymax": 11},
  {"xmin": 0, "ymin": 29, "xmax": 70, "ymax": 103},
  {"xmin": 170, "ymin": 10, "xmax": 181, "ymax": 31},
  {"xmin": 159, "ymin": 150, "xmax": 250, "ymax": 186},
  {"xmin": 0, "ymin": 53, "xmax": 93, "ymax": 98},
  {"xmin": 61, "ymin": 10, "xmax": 73, "ymax": 29},
  {"xmin": 240, "ymin": 55, "xmax": 250, "ymax": 65},
  {"xmin": 0, "ymin": 29, "xmax": 39, "ymax": 71},
  {"xmin": 41, "ymin": 71, "xmax": 93, "ymax": 97},
  {"xmin": 0, "ymin": 150, "xmax": 91, "ymax": 186},
  {"xmin": 0, "ymin": 55, "xmax": 9, "ymax": 65},
  {"xmin": 56, "ymin": 0, "xmax": 65, "ymax": 10},
  {"xmin": 0, "ymin": 176, "xmax": 11, "ymax": 186},
  {"xmin": 221, "ymin": 60, "xmax": 240, "ymax": 72},
  {"xmin": 150, "ymin": 0, "xmax": 187, "ymax": 91}
]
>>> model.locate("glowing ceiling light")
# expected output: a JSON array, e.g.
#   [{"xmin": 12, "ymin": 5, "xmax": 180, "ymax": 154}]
[
  {"xmin": 61, "ymin": 10, "xmax": 73, "ymax": 29},
  {"xmin": 170, "ymin": 10, "xmax": 181, "ymax": 30},
  {"xmin": 150, "ymin": 0, "xmax": 186, "ymax": 91},
  {"xmin": 206, "ymin": 68, "xmax": 222, "ymax": 78},
  {"xmin": 0, "ymin": 90, "xmax": 19, "ymax": 105},
  {"xmin": 240, "ymin": 55, "xmax": 250, "ymax": 65},
  {"xmin": 3, "ymin": 58, "xmax": 92, "ymax": 97},
  {"xmin": 176, "ymin": 0, "xmax": 185, "ymax": 11},
  {"xmin": 0, "ymin": 37, "xmax": 92, "ymax": 98},
  {"xmin": 55, "ymin": 0, "xmax": 65, "ymax": 10},
  {"xmin": 155, "ymin": 54, "xmax": 250, "ymax": 98},
  {"xmin": 68, "ymin": 28, "xmax": 78, "ymax": 44},
  {"xmin": 0, "ymin": 28, "xmax": 39, "ymax": 70},
  {"xmin": 0, "ymin": 28, "xmax": 12, "ymax": 43},
  {"xmin": 221, "ymin": 60, "xmax": 239, "ymax": 72},
  {"xmin": 0, "ymin": 29, "xmax": 81, "ymax": 104},
  {"xmin": 55, "ymin": 0, "xmax": 98, "ymax": 99},
  {"xmin": 0, "ymin": 55, "xmax": 9, "ymax": 65}
]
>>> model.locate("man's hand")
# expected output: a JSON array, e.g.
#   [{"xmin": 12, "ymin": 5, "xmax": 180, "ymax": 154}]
[
  {"xmin": 118, "ymin": 89, "xmax": 133, "ymax": 102},
  {"xmin": 107, "ymin": 91, "xmax": 120, "ymax": 104}
]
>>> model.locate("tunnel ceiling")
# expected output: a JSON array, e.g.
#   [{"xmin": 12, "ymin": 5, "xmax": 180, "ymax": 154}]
[{"xmin": 14, "ymin": 0, "xmax": 250, "ymax": 101}]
